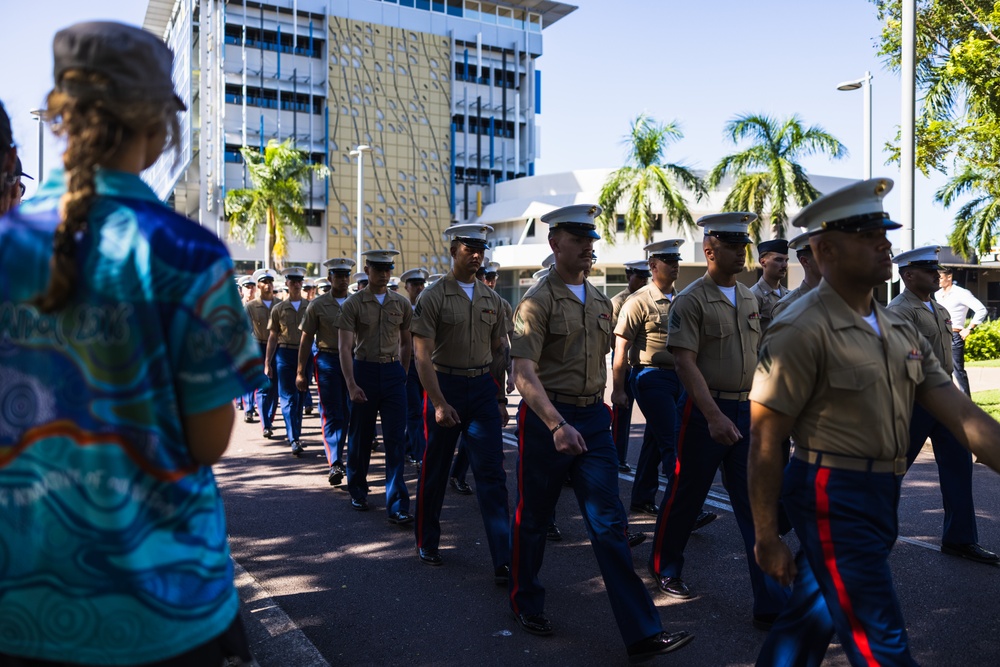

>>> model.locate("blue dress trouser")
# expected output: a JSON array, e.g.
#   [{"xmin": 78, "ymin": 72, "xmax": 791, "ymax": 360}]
[
  {"xmin": 951, "ymin": 332, "xmax": 971, "ymax": 396},
  {"xmin": 756, "ymin": 458, "xmax": 917, "ymax": 667},
  {"xmin": 907, "ymin": 403, "xmax": 977, "ymax": 544},
  {"xmin": 649, "ymin": 395, "xmax": 789, "ymax": 616},
  {"xmin": 255, "ymin": 341, "xmax": 278, "ymax": 431},
  {"xmin": 275, "ymin": 347, "xmax": 303, "ymax": 442},
  {"xmin": 611, "ymin": 371, "xmax": 635, "ymax": 466},
  {"xmin": 510, "ymin": 400, "xmax": 662, "ymax": 647},
  {"xmin": 314, "ymin": 350, "xmax": 350, "ymax": 466},
  {"xmin": 301, "ymin": 352, "xmax": 314, "ymax": 409},
  {"xmin": 405, "ymin": 360, "xmax": 427, "ymax": 461},
  {"xmin": 630, "ymin": 367, "xmax": 682, "ymax": 506},
  {"xmin": 346, "ymin": 360, "xmax": 409, "ymax": 515},
  {"xmin": 415, "ymin": 373, "xmax": 509, "ymax": 567},
  {"xmin": 450, "ymin": 435, "xmax": 470, "ymax": 482}
]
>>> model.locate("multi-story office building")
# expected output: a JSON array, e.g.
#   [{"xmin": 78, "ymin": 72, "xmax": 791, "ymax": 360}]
[{"xmin": 142, "ymin": 0, "xmax": 576, "ymax": 274}]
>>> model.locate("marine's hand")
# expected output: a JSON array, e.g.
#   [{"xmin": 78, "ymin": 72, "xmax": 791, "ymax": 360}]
[{"xmin": 755, "ymin": 536, "xmax": 797, "ymax": 586}]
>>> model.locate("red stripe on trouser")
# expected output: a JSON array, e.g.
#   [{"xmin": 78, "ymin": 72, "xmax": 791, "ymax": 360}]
[
  {"xmin": 416, "ymin": 391, "xmax": 430, "ymax": 547},
  {"xmin": 815, "ymin": 468, "xmax": 879, "ymax": 666},
  {"xmin": 509, "ymin": 402, "xmax": 528, "ymax": 614},
  {"xmin": 314, "ymin": 355, "xmax": 333, "ymax": 466},
  {"xmin": 651, "ymin": 396, "xmax": 693, "ymax": 574}
]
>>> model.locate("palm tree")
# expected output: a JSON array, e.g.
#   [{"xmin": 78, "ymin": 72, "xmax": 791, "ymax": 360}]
[
  {"xmin": 597, "ymin": 114, "xmax": 706, "ymax": 244},
  {"xmin": 939, "ymin": 166, "xmax": 1000, "ymax": 259},
  {"xmin": 225, "ymin": 139, "xmax": 329, "ymax": 269},
  {"xmin": 707, "ymin": 113, "xmax": 846, "ymax": 241}
]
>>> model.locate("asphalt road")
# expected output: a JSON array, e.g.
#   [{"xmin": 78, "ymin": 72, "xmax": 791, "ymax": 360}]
[{"xmin": 216, "ymin": 386, "xmax": 1000, "ymax": 666}]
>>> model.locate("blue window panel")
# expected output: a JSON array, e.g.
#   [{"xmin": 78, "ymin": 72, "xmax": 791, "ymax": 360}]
[{"xmin": 534, "ymin": 70, "xmax": 541, "ymax": 114}]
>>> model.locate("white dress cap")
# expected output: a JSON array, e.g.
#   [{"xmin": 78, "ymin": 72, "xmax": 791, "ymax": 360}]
[
  {"xmin": 892, "ymin": 245, "xmax": 942, "ymax": 269},
  {"xmin": 697, "ymin": 212, "xmax": 756, "ymax": 244},
  {"xmin": 400, "ymin": 267, "xmax": 430, "ymax": 283},
  {"xmin": 323, "ymin": 257, "xmax": 357, "ymax": 273},
  {"xmin": 352, "ymin": 272, "xmax": 368, "ymax": 284},
  {"xmin": 252, "ymin": 268, "xmax": 278, "ymax": 282},
  {"xmin": 362, "ymin": 249, "xmax": 400, "ymax": 266},
  {"xmin": 281, "ymin": 266, "xmax": 307, "ymax": 279},
  {"xmin": 540, "ymin": 204, "xmax": 602, "ymax": 239},
  {"xmin": 790, "ymin": 177, "xmax": 902, "ymax": 239},
  {"xmin": 446, "ymin": 223, "xmax": 494, "ymax": 248}
]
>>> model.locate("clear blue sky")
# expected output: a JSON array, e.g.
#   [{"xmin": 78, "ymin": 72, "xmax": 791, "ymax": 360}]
[{"xmin": 0, "ymin": 0, "xmax": 958, "ymax": 248}]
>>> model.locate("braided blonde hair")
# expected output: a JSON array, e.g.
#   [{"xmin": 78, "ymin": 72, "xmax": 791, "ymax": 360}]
[{"xmin": 34, "ymin": 70, "xmax": 180, "ymax": 313}]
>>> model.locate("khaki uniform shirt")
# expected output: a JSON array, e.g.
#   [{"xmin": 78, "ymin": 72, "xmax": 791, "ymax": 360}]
[
  {"xmin": 268, "ymin": 299, "xmax": 308, "ymax": 347},
  {"xmin": 511, "ymin": 269, "xmax": 613, "ymax": 396},
  {"xmin": 888, "ymin": 289, "xmax": 954, "ymax": 375},
  {"xmin": 338, "ymin": 289, "xmax": 412, "ymax": 361},
  {"xmin": 770, "ymin": 282, "xmax": 813, "ymax": 321},
  {"xmin": 409, "ymin": 272, "xmax": 507, "ymax": 368},
  {"xmin": 750, "ymin": 281, "xmax": 952, "ymax": 461},
  {"xmin": 750, "ymin": 277, "xmax": 788, "ymax": 332},
  {"xmin": 614, "ymin": 282, "xmax": 677, "ymax": 368},
  {"xmin": 300, "ymin": 292, "xmax": 347, "ymax": 351},
  {"xmin": 245, "ymin": 297, "xmax": 274, "ymax": 343},
  {"xmin": 610, "ymin": 287, "xmax": 635, "ymax": 332},
  {"xmin": 668, "ymin": 272, "xmax": 761, "ymax": 392}
]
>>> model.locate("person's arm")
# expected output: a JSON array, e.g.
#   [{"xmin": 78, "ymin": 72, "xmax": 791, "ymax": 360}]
[
  {"xmin": 183, "ymin": 403, "xmax": 236, "ymax": 465},
  {"xmin": 414, "ymin": 334, "xmax": 460, "ymax": 427},
  {"xmin": 919, "ymin": 382, "xmax": 1000, "ymax": 472},
  {"xmin": 961, "ymin": 288, "xmax": 988, "ymax": 336},
  {"xmin": 338, "ymin": 329, "xmax": 366, "ymax": 403},
  {"xmin": 611, "ymin": 334, "xmax": 633, "ymax": 408},
  {"xmin": 399, "ymin": 328, "xmax": 412, "ymax": 374},
  {"xmin": 748, "ymin": 401, "xmax": 798, "ymax": 586},
  {"xmin": 296, "ymin": 330, "xmax": 315, "ymax": 391},
  {"xmin": 490, "ymin": 335, "xmax": 511, "ymax": 427},
  {"xmin": 513, "ymin": 357, "xmax": 586, "ymax": 455},
  {"xmin": 673, "ymin": 348, "xmax": 740, "ymax": 445},
  {"xmin": 264, "ymin": 331, "xmax": 277, "ymax": 378}
]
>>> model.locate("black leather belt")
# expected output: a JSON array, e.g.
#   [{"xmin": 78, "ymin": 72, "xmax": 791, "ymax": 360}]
[
  {"xmin": 433, "ymin": 363, "xmax": 490, "ymax": 377},
  {"xmin": 639, "ymin": 363, "xmax": 674, "ymax": 371},
  {"xmin": 317, "ymin": 346, "xmax": 337, "ymax": 353},
  {"xmin": 278, "ymin": 344, "xmax": 299, "ymax": 350},
  {"xmin": 794, "ymin": 448, "xmax": 907, "ymax": 476},
  {"xmin": 546, "ymin": 391, "xmax": 603, "ymax": 407},
  {"xmin": 708, "ymin": 389, "xmax": 750, "ymax": 402},
  {"xmin": 359, "ymin": 354, "xmax": 399, "ymax": 363}
]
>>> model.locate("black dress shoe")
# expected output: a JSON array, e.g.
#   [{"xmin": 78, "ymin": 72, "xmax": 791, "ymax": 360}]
[
  {"xmin": 328, "ymin": 466, "xmax": 344, "ymax": 486},
  {"xmin": 941, "ymin": 542, "xmax": 1000, "ymax": 564},
  {"xmin": 494, "ymin": 564, "xmax": 510, "ymax": 586},
  {"xmin": 407, "ymin": 455, "xmax": 420, "ymax": 466},
  {"xmin": 626, "ymin": 631, "xmax": 694, "ymax": 661},
  {"xmin": 618, "ymin": 462, "xmax": 632, "ymax": 473},
  {"xmin": 387, "ymin": 511, "xmax": 414, "ymax": 525},
  {"xmin": 449, "ymin": 477, "xmax": 473, "ymax": 495},
  {"xmin": 693, "ymin": 510, "xmax": 718, "ymax": 531},
  {"xmin": 350, "ymin": 497, "xmax": 369, "ymax": 512},
  {"xmin": 418, "ymin": 547, "xmax": 443, "ymax": 566},
  {"xmin": 262, "ymin": 428, "xmax": 273, "ymax": 439},
  {"xmin": 630, "ymin": 502, "xmax": 659, "ymax": 516},
  {"xmin": 513, "ymin": 612, "xmax": 553, "ymax": 636},
  {"xmin": 546, "ymin": 524, "xmax": 562, "ymax": 541},
  {"xmin": 626, "ymin": 530, "xmax": 646, "ymax": 548},
  {"xmin": 291, "ymin": 441, "xmax": 304, "ymax": 456},
  {"xmin": 752, "ymin": 613, "xmax": 779, "ymax": 631},
  {"xmin": 304, "ymin": 406, "xmax": 313, "ymax": 415},
  {"xmin": 655, "ymin": 575, "xmax": 691, "ymax": 599},
  {"xmin": 244, "ymin": 413, "xmax": 256, "ymax": 424}
]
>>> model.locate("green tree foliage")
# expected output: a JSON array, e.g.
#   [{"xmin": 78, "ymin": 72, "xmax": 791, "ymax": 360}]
[
  {"xmin": 707, "ymin": 114, "xmax": 846, "ymax": 242},
  {"xmin": 874, "ymin": 0, "xmax": 1000, "ymax": 257},
  {"xmin": 596, "ymin": 114, "xmax": 707, "ymax": 244},
  {"xmin": 225, "ymin": 140, "xmax": 329, "ymax": 269}
]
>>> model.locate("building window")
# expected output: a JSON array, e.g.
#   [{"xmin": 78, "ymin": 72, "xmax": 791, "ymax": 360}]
[{"xmin": 525, "ymin": 219, "xmax": 535, "ymax": 237}]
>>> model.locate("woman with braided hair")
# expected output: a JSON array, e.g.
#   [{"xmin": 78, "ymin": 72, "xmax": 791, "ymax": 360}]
[{"xmin": 0, "ymin": 22, "xmax": 264, "ymax": 666}]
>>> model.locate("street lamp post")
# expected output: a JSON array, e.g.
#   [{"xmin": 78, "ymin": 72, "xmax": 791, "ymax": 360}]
[
  {"xmin": 836, "ymin": 71, "xmax": 873, "ymax": 180},
  {"xmin": 349, "ymin": 145, "xmax": 372, "ymax": 269},
  {"xmin": 29, "ymin": 109, "xmax": 45, "ymax": 184}
]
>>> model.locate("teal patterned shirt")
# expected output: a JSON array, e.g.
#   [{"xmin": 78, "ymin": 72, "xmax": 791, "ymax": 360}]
[{"xmin": 0, "ymin": 169, "xmax": 264, "ymax": 664}]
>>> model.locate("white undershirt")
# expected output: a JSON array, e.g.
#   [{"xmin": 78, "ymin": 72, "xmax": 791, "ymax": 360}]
[
  {"xmin": 863, "ymin": 310, "xmax": 882, "ymax": 337},
  {"xmin": 457, "ymin": 280, "xmax": 476, "ymax": 300},
  {"xmin": 718, "ymin": 284, "xmax": 737, "ymax": 307},
  {"xmin": 567, "ymin": 283, "xmax": 586, "ymax": 302},
  {"xmin": 375, "ymin": 293, "xmax": 386, "ymax": 305},
  {"xmin": 336, "ymin": 297, "xmax": 347, "ymax": 305},
  {"xmin": 263, "ymin": 300, "xmax": 273, "ymax": 308},
  {"xmin": 290, "ymin": 300, "xmax": 301, "ymax": 312}
]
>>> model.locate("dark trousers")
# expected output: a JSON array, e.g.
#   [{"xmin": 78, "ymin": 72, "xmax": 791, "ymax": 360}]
[
  {"xmin": 649, "ymin": 396, "xmax": 789, "ymax": 616},
  {"xmin": 346, "ymin": 360, "xmax": 409, "ymax": 515},
  {"xmin": 255, "ymin": 341, "xmax": 278, "ymax": 431},
  {"xmin": 275, "ymin": 347, "xmax": 303, "ymax": 442},
  {"xmin": 630, "ymin": 367, "xmax": 682, "ymax": 505},
  {"xmin": 907, "ymin": 403, "xmax": 977, "ymax": 544},
  {"xmin": 509, "ymin": 400, "xmax": 662, "ymax": 647},
  {"xmin": 415, "ymin": 373, "xmax": 509, "ymax": 567},
  {"xmin": 952, "ymin": 332, "xmax": 971, "ymax": 396},
  {"xmin": 757, "ymin": 458, "xmax": 917, "ymax": 667},
  {"xmin": 315, "ymin": 350, "xmax": 350, "ymax": 466},
  {"xmin": 405, "ymin": 359, "xmax": 427, "ymax": 461},
  {"xmin": 301, "ymin": 352, "xmax": 314, "ymax": 409}
]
